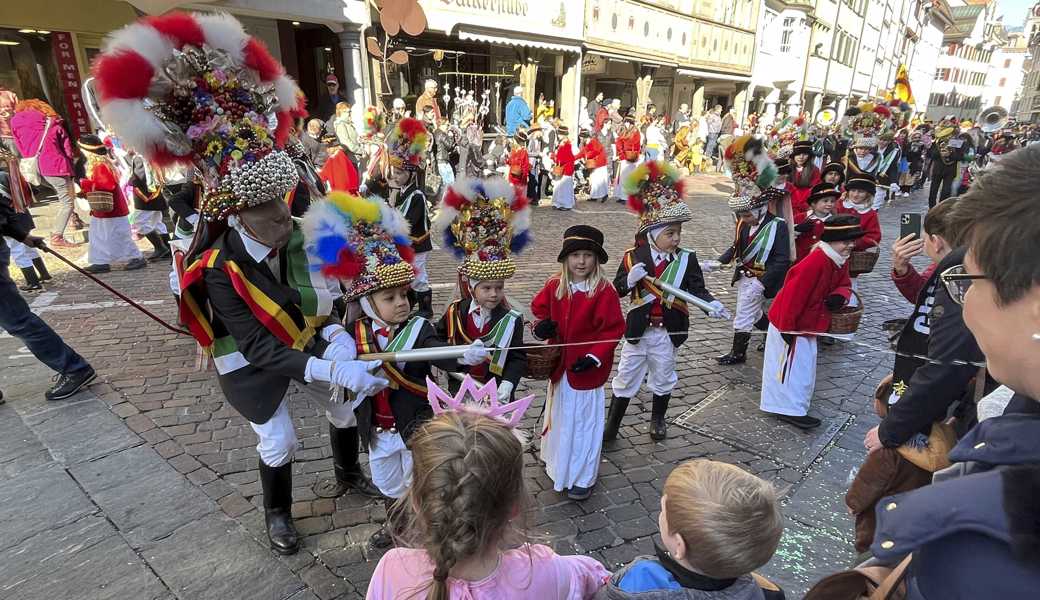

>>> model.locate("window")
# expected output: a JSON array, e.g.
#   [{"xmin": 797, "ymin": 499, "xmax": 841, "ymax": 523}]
[
  {"xmin": 780, "ymin": 17, "xmax": 796, "ymax": 53},
  {"xmin": 844, "ymin": 0, "xmax": 866, "ymax": 15},
  {"xmin": 1004, "ymin": 58, "xmax": 1011, "ymax": 68},
  {"xmin": 999, "ymin": 77, "xmax": 1007, "ymax": 87}
]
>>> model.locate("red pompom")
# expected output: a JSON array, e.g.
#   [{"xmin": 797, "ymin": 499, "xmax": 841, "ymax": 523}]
[
  {"xmin": 645, "ymin": 160, "xmax": 660, "ymax": 180},
  {"xmin": 674, "ymin": 179, "xmax": 685, "ymax": 197},
  {"xmin": 149, "ymin": 146, "xmax": 183, "ymax": 168},
  {"xmin": 397, "ymin": 117, "xmax": 426, "ymax": 139},
  {"xmin": 443, "ymin": 187, "xmax": 468, "ymax": 210},
  {"xmin": 92, "ymin": 51, "xmax": 154, "ymax": 100},
  {"xmin": 291, "ymin": 94, "xmax": 309, "ymax": 120},
  {"xmin": 397, "ymin": 243, "xmax": 416, "ymax": 264},
  {"xmin": 274, "ymin": 111, "xmax": 292, "ymax": 147},
  {"xmin": 873, "ymin": 105, "xmax": 892, "ymax": 118},
  {"xmin": 322, "ymin": 248, "xmax": 364, "ymax": 280},
  {"xmin": 243, "ymin": 37, "xmax": 282, "ymax": 82},
  {"xmin": 145, "ymin": 12, "xmax": 204, "ymax": 48},
  {"xmin": 627, "ymin": 195, "xmax": 644, "ymax": 213}
]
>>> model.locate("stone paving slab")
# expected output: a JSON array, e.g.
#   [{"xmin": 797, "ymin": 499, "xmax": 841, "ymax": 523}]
[
  {"xmin": 0, "ymin": 402, "xmax": 51, "ymax": 481},
  {"xmin": 22, "ymin": 397, "xmax": 143, "ymax": 465}
]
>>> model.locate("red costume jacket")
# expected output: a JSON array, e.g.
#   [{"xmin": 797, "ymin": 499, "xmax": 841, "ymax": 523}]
[
  {"xmin": 318, "ymin": 148, "xmax": 359, "ymax": 194},
  {"xmin": 616, "ymin": 129, "xmax": 642, "ymax": 162},
  {"xmin": 553, "ymin": 141, "xmax": 576, "ymax": 176},
  {"xmin": 768, "ymin": 245, "xmax": 852, "ymax": 335},
  {"xmin": 79, "ymin": 161, "xmax": 129, "ymax": 218},
  {"xmin": 837, "ymin": 202, "xmax": 882, "ymax": 251},
  {"xmin": 793, "ymin": 211, "xmax": 828, "ymax": 263},
  {"xmin": 577, "ymin": 138, "xmax": 607, "ymax": 169},
  {"xmin": 507, "ymin": 146, "xmax": 530, "ymax": 186},
  {"xmin": 530, "ymin": 277, "xmax": 625, "ymax": 389},
  {"xmin": 787, "ymin": 166, "xmax": 821, "ymax": 213}
]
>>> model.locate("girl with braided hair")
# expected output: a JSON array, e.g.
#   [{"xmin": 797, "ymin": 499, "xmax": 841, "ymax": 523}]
[{"xmin": 367, "ymin": 411, "xmax": 610, "ymax": 599}]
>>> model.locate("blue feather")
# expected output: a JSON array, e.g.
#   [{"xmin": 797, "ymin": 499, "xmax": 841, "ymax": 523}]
[
  {"xmin": 392, "ymin": 234, "xmax": 410, "ymax": 246},
  {"xmin": 510, "ymin": 230, "xmax": 531, "ymax": 254},
  {"xmin": 315, "ymin": 236, "xmax": 346, "ymax": 265}
]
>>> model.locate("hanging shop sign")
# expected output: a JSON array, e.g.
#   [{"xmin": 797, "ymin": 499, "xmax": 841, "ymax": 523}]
[
  {"xmin": 51, "ymin": 32, "xmax": 91, "ymax": 140},
  {"xmin": 582, "ymin": 54, "xmax": 608, "ymax": 75}
]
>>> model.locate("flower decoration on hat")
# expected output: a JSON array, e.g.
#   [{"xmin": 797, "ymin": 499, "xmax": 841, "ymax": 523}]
[
  {"xmin": 622, "ymin": 160, "xmax": 691, "ymax": 234},
  {"xmin": 722, "ymin": 135, "xmax": 777, "ymax": 198},
  {"xmin": 386, "ymin": 117, "xmax": 428, "ymax": 171},
  {"xmin": 842, "ymin": 101, "xmax": 899, "ymax": 148},
  {"xmin": 362, "ymin": 106, "xmax": 385, "ymax": 139},
  {"xmin": 435, "ymin": 177, "xmax": 531, "ymax": 281},
  {"xmin": 91, "ymin": 12, "xmax": 305, "ymax": 222},
  {"xmin": 767, "ymin": 115, "xmax": 809, "ymax": 158},
  {"xmin": 302, "ymin": 191, "xmax": 416, "ymax": 301}
]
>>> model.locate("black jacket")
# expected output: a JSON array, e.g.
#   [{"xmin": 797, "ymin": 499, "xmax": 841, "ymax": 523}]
[
  {"xmin": 875, "ymin": 142, "xmax": 901, "ymax": 187},
  {"xmin": 613, "ymin": 244, "xmax": 715, "ymax": 347},
  {"xmin": 129, "ymin": 154, "xmax": 167, "ymax": 211},
  {"xmin": 717, "ymin": 212, "xmax": 790, "ymax": 298},
  {"xmin": 0, "ymin": 171, "xmax": 31, "ymax": 242},
  {"xmin": 879, "ymin": 248, "xmax": 987, "ymax": 447},
  {"xmin": 822, "ymin": 135, "xmax": 847, "ymax": 165},
  {"xmin": 167, "ymin": 181, "xmax": 199, "ymax": 238},
  {"xmin": 390, "ymin": 183, "xmax": 432, "ymax": 253},
  {"xmin": 199, "ymin": 229, "xmax": 335, "ymax": 424},
  {"xmin": 435, "ymin": 298, "xmax": 527, "ymax": 388}
]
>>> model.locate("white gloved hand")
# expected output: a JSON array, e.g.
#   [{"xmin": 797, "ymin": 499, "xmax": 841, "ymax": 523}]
[
  {"xmin": 699, "ymin": 259, "xmax": 721, "ymax": 274},
  {"xmin": 890, "ymin": 183, "xmax": 900, "ymax": 193},
  {"xmin": 331, "ymin": 359, "xmax": 388, "ymax": 397},
  {"xmin": 359, "ymin": 183, "xmax": 368, "ymax": 195},
  {"xmin": 626, "ymin": 262, "xmax": 649, "ymax": 288},
  {"xmin": 497, "ymin": 380, "xmax": 514, "ymax": 402},
  {"xmin": 460, "ymin": 339, "xmax": 491, "ymax": 366},
  {"xmin": 707, "ymin": 300, "xmax": 732, "ymax": 320},
  {"xmin": 186, "ymin": 213, "xmax": 200, "ymax": 226},
  {"xmin": 322, "ymin": 341, "xmax": 357, "ymax": 362},
  {"xmin": 321, "ymin": 324, "xmax": 350, "ymax": 344},
  {"xmin": 308, "ymin": 358, "xmax": 334, "ymax": 383}
]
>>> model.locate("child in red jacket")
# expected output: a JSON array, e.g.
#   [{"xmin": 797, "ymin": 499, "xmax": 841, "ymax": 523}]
[
  {"xmin": 759, "ymin": 214, "xmax": 864, "ymax": 429},
  {"xmin": 550, "ymin": 126, "xmax": 576, "ymax": 210},
  {"xmin": 76, "ymin": 135, "xmax": 146, "ymax": 273},
  {"xmin": 792, "ymin": 183, "xmax": 840, "ymax": 263},
  {"xmin": 531, "ymin": 225, "xmax": 625, "ymax": 501},
  {"xmin": 837, "ymin": 173, "xmax": 882, "ymax": 307},
  {"xmin": 577, "ymin": 130, "xmax": 609, "ymax": 202},
  {"xmin": 787, "ymin": 140, "xmax": 821, "ymax": 213}
]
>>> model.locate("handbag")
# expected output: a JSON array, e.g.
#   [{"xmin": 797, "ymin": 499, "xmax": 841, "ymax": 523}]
[
  {"xmin": 804, "ymin": 555, "xmax": 911, "ymax": 600},
  {"xmin": 19, "ymin": 118, "xmax": 52, "ymax": 187}
]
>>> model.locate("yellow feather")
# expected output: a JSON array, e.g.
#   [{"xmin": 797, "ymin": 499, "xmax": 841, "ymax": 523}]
[{"xmin": 327, "ymin": 191, "xmax": 380, "ymax": 223}]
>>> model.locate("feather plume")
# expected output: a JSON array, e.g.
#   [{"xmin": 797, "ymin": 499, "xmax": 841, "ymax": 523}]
[
  {"xmin": 194, "ymin": 12, "xmax": 248, "ymax": 63},
  {"xmin": 144, "ymin": 13, "xmax": 205, "ymax": 47},
  {"xmin": 243, "ymin": 37, "xmax": 282, "ymax": 82},
  {"xmin": 510, "ymin": 229, "xmax": 531, "ymax": 254},
  {"xmin": 377, "ymin": 199, "xmax": 411, "ymax": 241},
  {"xmin": 98, "ymin": 99, "xmax": 180, "ymax": 163},
  {"xmin": 103, "ymin": 22, "xmax": 175, "ymax": 71}
]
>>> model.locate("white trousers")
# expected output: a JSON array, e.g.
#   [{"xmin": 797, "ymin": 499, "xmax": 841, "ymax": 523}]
[
  {"xmin": 759, "ymin": 324, "xmax": 818, "ymax": 417},
  {"xmin": 368, "ymin": 430, "xmax": 413, "ymax": 499},
  {"xmin": 614, "ymin": 160, "xmax": 640, "ymax": 200},
  {"xmin": 411, "ymin": 251, "xmax": 430, "ymax": 292},
  {"xmin": 552, "ymin": 175, "xmax": 575, "ymax": 209},
  {"xmin": 733, "ymin": 275, "xmax": 767, "ymax": 332},
  {"xmin": 4, "ymin": 236, "xmax": 40, "ymax": 268},
  {"xmin": 611, "ymin": 327, "xmax": 678, "ymax": 397},
  {"xmin": 872, "ymin": 187, "xmax": 888, "ymax": 210},
  {"xmin": 88, "ymin": 216, "xmax": 143, "ymax": 265},
  {"xmin": 134, "ymin": 209, "xmax": 167, "ymax": 235},
  {"xmin": 248, "ymin": 381, "xmax": 358, "ymax": 467},
  {"xmin": 588, "ymin": 166, "xmax": 609, "ymax": 199},
  {"xmin": 540, "ymin": 374, "xmax": 604, "ymax": 491}
]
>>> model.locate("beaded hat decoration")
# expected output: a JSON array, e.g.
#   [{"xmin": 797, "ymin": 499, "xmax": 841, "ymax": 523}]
[
  {"xmin": 386, "ymin": 117, "xmax": 428, "ymax": 171},
  {"xmin": 727, "ymin": 193, "xmax": 769, "ymax": 214},
  {"xmin": 91, "ymin": 12, "xmax": 304, "ymax": 222},
  {"xmin": 301, "ymin": 191, "xmax": 415, "ymax": 301},
  {"xmin": 435, "ymin": 177, "xmax": 532, "ymax": 281},
  {"xmin": 622, "ymin": 160, "xmax": 691, "ymax": 234},
  {"xmin": 766, "ymin": 115, "xmax": 809, "ymax": 158},
  {"xmin": 841, "ymin": 100, "xmax": 906, "ymax": 149},
  {"xmin": 722, "ymin": 135, "xmax": 777, "ymax": 199}
]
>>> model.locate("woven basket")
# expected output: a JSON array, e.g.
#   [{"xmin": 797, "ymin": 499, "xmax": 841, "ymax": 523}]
[
  {"xmin": 524, "ymin": 344, "xmax": 560, "ymax": 380},
  {"xmin": 849, "ymin": 245, "xmax": 880, "ymax": 277},
  {"xmin": 624, "ymin": 150, "xmax": 640, "ymax": 162},
  {"xmin": 828, "ymin": 291, "xmax": 863, "ymax": 335},
  {"xmin": 86, "ymin": 191, "xmax": 114, "ymax": 213}
]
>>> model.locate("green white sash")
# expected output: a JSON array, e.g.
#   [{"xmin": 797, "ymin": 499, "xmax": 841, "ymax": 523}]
[
  {"xmin": 742, "ymin": 220, "xmax": 779, "ymax": 270},
  {"xmin": 212, "ymin": 335, "xmax": 248, "ymax": 375},
  {"xmin": 385, "ymin": 316, "xmax": 426, "ymax": 354},
  {"xmin": 287, "ymin": 220, "xmax": 334, "ymax": 326},
  {"xmin": 485, "ymin": 310, "xmax": 521, "ymax": 376},
  {"xmin": 636, "ymin": 249, "xmax": 691, "ymax": 307}
]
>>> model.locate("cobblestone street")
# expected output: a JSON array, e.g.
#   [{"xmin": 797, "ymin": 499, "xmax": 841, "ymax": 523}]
[{"xmin": 1, "ymin": 176, "xmax": 930, "ymax": 599}]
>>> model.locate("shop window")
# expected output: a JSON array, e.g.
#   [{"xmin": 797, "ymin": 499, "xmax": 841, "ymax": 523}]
[
  {"xmin": 667, "ymin": 28, "xmax": 672, "ymax": 41},
  {"xmin": 629, "ymin": 16, "xmax": 635, "ymax": 30},
  {"xmin": 644, "ymin": 22, "xmax": 649, "ymax": 37},
  {"xmin": 780, "ymin": 17, "xmax": 795, "ymax": 54},
  {"xmin": 612, "ymin": 13, "xmax": 617, "ymax": 31}
]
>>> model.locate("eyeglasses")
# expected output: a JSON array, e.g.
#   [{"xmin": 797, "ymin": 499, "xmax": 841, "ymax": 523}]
[{"xmin": 940, "ymin": 264, "xmax": 986, "ymax": 305}]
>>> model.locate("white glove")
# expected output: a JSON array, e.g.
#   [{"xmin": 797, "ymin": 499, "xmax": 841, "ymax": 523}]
[
  {"xmin": 497, "ymin": 380, "xmax": 514, "ymax": 402},
  {"xmin": 626, "ymin": 262, "xmax": 649, "ymax": 289},
  {"xmin": 890, "ymin": 183, "xmax": 899, "ymax": 193},
  {"xmin": 358, "ymin": 183, "xmax": 368, "ymax": 195},
  {"xmin": 321, "ymin": 324, "xmax": 350, "ymax": 344},
  {"xmin": 751, "ymin": 277, "xmax": 766, "ymax": 293},
  {"xmin": 308, "ymin": 358, "xmax": 334, "ymax": 383},
  {"xmin": 322, "ymin": 341, "xmax": 357, "ymax": 362},
  {"xmin": 460, "ymin": 339, "xmax": 491, "ymax": 366},
  {"xmin": 707, "ymin": 300, "xmax": 731, "ymax": 320},
  {"xmin": 699, "ymin": 259, "xmax": 721, "ymax": 274},
  {"xmin": 331, "ymin": 359, "xmax": 388, "ymax": 397}
]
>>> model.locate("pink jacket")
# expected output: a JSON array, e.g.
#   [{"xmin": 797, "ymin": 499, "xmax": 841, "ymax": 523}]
[{"xmin": 11, "ymin": 110, "xmax": 75, "ymax": 177}]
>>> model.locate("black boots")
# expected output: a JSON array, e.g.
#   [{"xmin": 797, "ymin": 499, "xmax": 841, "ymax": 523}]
[
  {"xmin": 603, "ymin": 396, "xmax": 630, "ymax": 441},
  {"xmin": 33, "ymin": 258, "xmax": 51, "ymax": 281},
  {"xmin": 314, "ymin": 425, "xmax": 382, "ymax": 499},
  {"xmin": 258, "ymin": 461, "xmax": 299, "ymax": 555},
  {"xmin": 650, "ymin": 394, "xmax": 670, "ymax": 441},
  {"xmin": 19, "ymin": 267, "xmax": 42, "ymax": 292},
  {"xmin": 754, "ymin": 316, "xmax": 769, "ymax": 352},
  {"xmin": 145, "ymin": 231, "xmax": 171, "ymax": 261},
  {"xmin": 717, "ymin": 332, "xmax": 751, "ymax": 365},
  {"xmin": 415, "ymin": 290, "xmax": 433, "ymax": 320}
]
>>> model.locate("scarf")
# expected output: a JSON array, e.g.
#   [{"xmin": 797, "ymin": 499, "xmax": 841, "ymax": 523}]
[{"xmin": 818, "ymin": 240, "xmax": 848, "ymax": 267}]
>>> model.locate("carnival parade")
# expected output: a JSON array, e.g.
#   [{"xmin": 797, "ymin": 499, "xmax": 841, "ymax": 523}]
[{"xmin": 2, "ymin": 2, "xmax": 1040, "ymax": 599}]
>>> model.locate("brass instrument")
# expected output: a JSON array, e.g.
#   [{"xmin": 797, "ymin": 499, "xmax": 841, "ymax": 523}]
[
  {"xmin": 977, "ymin": 106, "xmax": 1008, "ymax": 134},
  {"xmin": 815, "ymin": 107, "xmax": 838, "ymax": 128}
]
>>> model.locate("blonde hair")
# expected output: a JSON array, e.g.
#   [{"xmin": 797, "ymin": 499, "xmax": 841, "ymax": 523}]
[
  {"xmin": 335, "ymin": 101, "xmax": 351, "ymax": 118},
  {"xmin": 398, "ymin": 412, "xmax": 530, "ymax": 600},
  {"xmin": 663, "ymin": 460, "xmax": 783, "ymax": 579},
  {"xmin": 554, "ymin": 256, "xmax": 607, "ymax": 300}
]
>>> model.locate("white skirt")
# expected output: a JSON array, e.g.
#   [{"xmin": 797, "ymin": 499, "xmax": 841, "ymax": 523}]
[
  {"xmin": 759, "ymin": 324, "xmax": 818, "ymax": 417},
  {"xmin": 88, "ymin": 216, "xmax": 143, "ymax": 265},
  {"xmin": 614, "ymin": 159, "xmax": 641, "ymax": 200},
  {"xmin": 540, "ymin": 374, "xmax": 604, "ymax": 490},
  {"xmin": 133, "ymin": 209, "xmax": 167, "ymax": 235},
  {"xmin": 552, "ymin": 175, "xmax": 575, "ymax": 209},
  {"xmin": 588, "ymin": 166, "xmax": 609, "ymax": 199}
]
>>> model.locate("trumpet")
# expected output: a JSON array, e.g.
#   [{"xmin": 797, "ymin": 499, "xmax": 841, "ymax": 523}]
[{"xmin": 977, "ymin": 106, "xmax": 1008, "ymax": 134}]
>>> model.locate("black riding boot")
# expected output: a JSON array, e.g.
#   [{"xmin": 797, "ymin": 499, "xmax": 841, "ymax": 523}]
[
  {"xmin": 650, "ymin": 394, "xmax": 670, "ymax": 441},
  {"xmin": 315, "ymin": 424, "xmax": 382, "ymax": 498},
  {"xmin": 33, "ymin": 257, "xmax": 52, "ymax": 281},
  {"xmin": 754, "ymin": 315, "xmax": 769, "ymax": 351},
  {"xmin": 19, "ymin": 267, "xmax": 42, "ymax": 292},
  {"xmin": 416, "ymin": 290, "xmax": 434, "ymax": 319},
  {"xmin": 145, "ymin": 231, "xmax": 171, "ymax": 261},
  {"xmin": 603, "ymin": 396, "xmax": 630, "ymax": 441},
  {"xmin": 717, "ymin": 332, "xmax": 751, "ymax": 365},
  {"xmin": 258, "ymin": 460, "xmax": 299, "ymax": 555}
]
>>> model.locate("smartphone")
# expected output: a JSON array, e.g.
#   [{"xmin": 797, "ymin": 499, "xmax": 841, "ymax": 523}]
[{"xmin": 900, "ymin": 213, "xmax": 923, "ymax": 240}]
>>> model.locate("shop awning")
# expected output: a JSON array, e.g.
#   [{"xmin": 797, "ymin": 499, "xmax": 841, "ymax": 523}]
[
  {"xmin": 676, "ymin": 68, "xmax": 752, "ymax": 83},
  {"xmin": 458, "ymin": 28, "xmax": 581, "ymax": 54},
  {"xmin": 587, "ymin": 49, "xmax": 676, "ymax": 69}
]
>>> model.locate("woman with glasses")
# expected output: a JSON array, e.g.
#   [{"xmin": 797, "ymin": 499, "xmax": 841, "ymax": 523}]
[{"xmin": 867, "ymin": 146, "xmax": 1040, "ymax": 599}]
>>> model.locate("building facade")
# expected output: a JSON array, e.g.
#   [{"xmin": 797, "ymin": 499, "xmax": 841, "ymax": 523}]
[
  {"xmin": 926, "ymin": 1, "xmax": 1004, "ymax": 122},
  {"xmin": 982, "ymin": 30, "xmax": 1027, "ymax": 114},
  {"xmin": 1016, "ymin": 2, "xmax": 1040, "ymax": 122}
]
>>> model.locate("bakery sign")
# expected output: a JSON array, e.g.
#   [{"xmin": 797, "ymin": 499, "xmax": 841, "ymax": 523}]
[
  {"xmin": 421, "ymin": 0, "xmax": 584, "ymax": 41},
  {"xmin": 438, "ymin": 0, "xmax": 529, "ymax": 16}
]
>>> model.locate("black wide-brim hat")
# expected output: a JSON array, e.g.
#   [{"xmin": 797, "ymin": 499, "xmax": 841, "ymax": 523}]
[
  {"xmin": 773, "ymin": 157, "xmax": 791, "ymax": 175},
  {"xmin": 808, "ymin": 183, "xmax": 841, "ymax": 205},
  {"xmin": 77, "ymin": 134, "xmax": 109, "ymax": 156},
  {"xmin": 821, "ymin": 214, "xmax": 865, "ymax": 242},
  {"xmin": 845, "ymin": 174, "xmax": 876, "ymax": 194},
  {"xmin": 558, "ymin": 224, "xmax": 608, "ymax": 264},
  {"xmin": 791, "ymin": 140, "xmax": 814, "ymax": 157},
  {"xmin": 821, "ymin": 161, "xmax": 845, "ymax": 182}
]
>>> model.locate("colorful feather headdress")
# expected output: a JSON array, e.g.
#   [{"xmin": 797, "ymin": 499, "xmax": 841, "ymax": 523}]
[
  {"xmin": 302, "ymin": 192, "xmax": 415, "ymax": 301},
  {"xmin": 622, "ymin": 160, "xmax": 691, "ymax": 235},
  {"xmin": 767, "ymin": 115, "xmax": 810, "ymax": 158},
  {"xmin": 386, "ymin": 117, "xmax": 428, "ymax": 170},
  {"xmin": 363, "ymin": 106, "xmax": 385, "ymax": 139},
  {"xmin": 842, "ymin": 101, "xmax": 905, "ymax": 148},
  {"xmin": 722, "ymin": 135, "xmax": 777, "ymax": 199},
  {"xmin": 91, "ymin": 12, "xmax": 304, "ymax": 221},
  {"xmin": 435, "ymin": 177, "xmax": 531, "ymax": 281}
]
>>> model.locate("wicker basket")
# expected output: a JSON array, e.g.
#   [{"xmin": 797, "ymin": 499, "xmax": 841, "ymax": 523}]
[
  {"xmin": 828, "ymin": 291, "xmax": 863, "ymax": 335},
  {"xmin": 623, "ymin": 150, "xmax": 640, "ymax": 162},
  {"xmin": 849, "ymin": 245, "xmax": 880, "ymax": 277},
  {"xmin": 524, "ymin": 344, "xmax": 560, "ymax": 380},
  {"xmin": 86, "ymin": 191, "xmax": 114, "ymax": 213}
]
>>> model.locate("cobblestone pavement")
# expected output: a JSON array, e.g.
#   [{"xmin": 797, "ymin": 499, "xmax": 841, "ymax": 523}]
[{"xmin": 1, "ymin": 176, "xmax": 932, "ymax": 599}]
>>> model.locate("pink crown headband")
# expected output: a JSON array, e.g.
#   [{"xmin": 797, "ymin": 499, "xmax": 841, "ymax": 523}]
[{"xmin": 426, "ymin": 376, "xmax": 533, "ymax": 430}]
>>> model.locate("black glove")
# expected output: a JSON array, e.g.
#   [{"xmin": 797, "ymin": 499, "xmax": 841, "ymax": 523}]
[
  {"xmin": 533, "ymin": 319, "xmax": 558, "ymax": 340},
  {"xmin": 21, "ymin": 235, "xmax": 46, "ymax": 249},
  {"xmin": 794, "ymin": 220, "xmax": 815, "ymax": 233},
  {"xmin": 824, "ymin": 294, "xmax": 846, "ymax": 311},
  {"xmin": 570, "ymin": 356, "xmax": 599, "ymax": 373}
]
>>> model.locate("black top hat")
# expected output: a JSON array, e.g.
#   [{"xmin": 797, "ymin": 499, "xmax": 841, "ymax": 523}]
[
  {"xmin": 557, "ymin": 125, "xmax": 570, "ymax": 137},
  {"xmin": 514, "ymin": 131, "xmax": 529, "ymax": 144},
  {"xmin": 578, "ymin": 129, "xmax": 591, "ymax": 138},
  {"xmin": 77, "ymin": 134, "xmax": 109, "ymax": 156},
  {"xmin": 821, "ymin": 161, "xmax": 845, "ymax": 183},
  {"xmin": 773, "ymin": 157, "xmax": 791, "ymax": 175},
  {"xmin": 320, "ymin": 132, "xmax": 339, "ymax": 144},
  {"xmin": 791, "ymin": 140, "xmax": 814, "ymax": 157},
  {"xmin": 807, "ymin": 183, "xmax": 841, "ymax": 205},
  {"xmin": 821, "ymin": 214, "xmax": 865, "ymax": 242},
  {"xmin": 845, "ymin": 173, "xmax": 876, "ymax": 195},
  {"xmin": 557, "ymin": 224, "xmax": 608, "ymax": 264}
]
